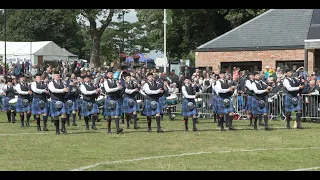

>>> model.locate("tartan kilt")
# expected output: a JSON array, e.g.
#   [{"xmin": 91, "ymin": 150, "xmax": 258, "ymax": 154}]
[
  {"xmin": 159, "ymin": 95, "xmax": 168, "ymax": 109},
  {"xmin": 103, "ymin": 97, "xmax": 122, "ymax": 117},
  {"xmin": 211, "ymin": 95, "xmax": 217, "ymax": 113},
  {"xmin": 245, "ymin": 95, "xmax": 253, "ymax": 111},
  {"xmin": 81, "ymin": 100, "xmax": 100, "ymax": 117},
  {"xmin": 49, "ymin": 99, "xmax": 67, "ymax": 117},
  {"xmin": 119, "ymin": 97, "xmax": 124, "ymax": 115},
  {"xmin": 181, "ymin": 99, "xmax": 197, "ymax": 117},
  {"xmin": 65, "ymin": 99, "xmax": 78, "ymax": 115},
  {"xmin": 2, "ymin": 97, "xmax": 16, "ymax": 111},
  {"xmin": 122, "ymin": 96, "xmax": 138, "ymax": 114},
  {"xmin": 216, "ymin": 97, "xmax": 235, "ymax": 115},
  {"xmin": 283, "ymin": 95, "xmax": 302, "ymax": 113},
  {"xmin": 31, "ymin": 98, "xmax": 49, "ymax": 115},
  {"xmin": 76, "ymin": 98, "xmax": 82, "ymax": 109},
  {"xmin": 251, "ymin": 97, "xmax": 268, "ymax": 115},
  {"xmin": 15, "ymin": 97, "xmax": 31, "ymax": 113},
  {"xmin": 143, "ymin": 99, "xmax": 161, "ymax": 116}
]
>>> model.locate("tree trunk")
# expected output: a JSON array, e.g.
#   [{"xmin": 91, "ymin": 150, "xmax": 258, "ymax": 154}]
[{"xmin": 89, "ymin": 35, "xmax": 101, "ymax": 68}]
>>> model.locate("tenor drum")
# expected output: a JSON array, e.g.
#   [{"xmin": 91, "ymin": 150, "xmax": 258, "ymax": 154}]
[
  {"xmin": 9, "ymin": 96, "xmax": 18, "ymax": 105},
  {"xmin": 195, "ymin": 98, "xmax": 203, "ymax": 108},
  {"xmin": 96, "ymin": 95, "xmax": 105, "ymax": 108},
  {"xmin": 166, "ymin": 96, "xmax": 178, "ymax": 105},
  {"xmin": 137, "ymin": 100, "xmax": 143, "ymax": 110}
]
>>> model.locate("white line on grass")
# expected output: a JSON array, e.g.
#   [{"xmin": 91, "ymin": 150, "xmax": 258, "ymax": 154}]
[
  {"xmin": 290, "ymin": 166, "xmax": 320, "ymax": 171},
  {"xmin": 70, "ymin": 147, "xmax": 320, "ymax": 171}
]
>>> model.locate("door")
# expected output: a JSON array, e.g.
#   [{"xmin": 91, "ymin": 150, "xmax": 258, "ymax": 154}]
[{"xmin": 38, "ymin": 56, "xmax": 43, "ymax": 65}]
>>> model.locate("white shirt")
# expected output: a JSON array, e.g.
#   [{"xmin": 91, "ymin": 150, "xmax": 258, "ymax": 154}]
[
  {"xmin": 31, "ymin": 81, "xmax": 46, "ymax": 94},
  {"xmin": 245, "ymin": 79, "xmax": 254, "ymax": 90},
  {"xmin": 283, "ymin": 78, "xmax": 300, "ymax": 92},
  {"xmin": 142, "ymin": 81, "xmax": 160, "ymax": 95},
  {"xmin": 15, "ymin": 83, "xmax": 29, "ymax": 95},
  {"xmin": 251, "ymin": 80, "xmax": 267, "ymax": 94},
  {"xmin": 80, "ymin": 83, "xmax": 97, "ymax": 95},
  {"xmin": 181, "ymin": 84, "xmax": 196, "ymax": 99},
  {"xmin": 103, "ymin": 79, "xmax": 120, "ymax": 93},
  {"xmin": 215, "ymin": 79, "xmax": 230, "ymax": 94},
  {"xmin": 48, "ymin": 81, "xmax": 64, "ymax": 93}
]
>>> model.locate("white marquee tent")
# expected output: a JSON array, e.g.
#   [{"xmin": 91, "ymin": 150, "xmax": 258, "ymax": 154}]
[{"xmin": 0, "ymin": 41, "xmax": 78, "ymax": 65}]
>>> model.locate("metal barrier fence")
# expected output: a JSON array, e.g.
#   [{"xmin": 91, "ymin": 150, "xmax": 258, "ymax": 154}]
[{"xmin": 135, "ymin": 92, "xmax": 320, "ymax": 122}]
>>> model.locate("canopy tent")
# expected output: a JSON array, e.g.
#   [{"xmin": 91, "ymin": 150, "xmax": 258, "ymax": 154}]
[
  {"xmin": 0, "ymin": 41, "xmax": 78, "ymax": 65},
  {"xmin": 126, "ymin": 53, "xmax": 154, "ymax": 63}
]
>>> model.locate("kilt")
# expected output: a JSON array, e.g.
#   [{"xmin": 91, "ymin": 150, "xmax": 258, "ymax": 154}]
[
  {"xmin": 251, "ymin": 97, "xmax": 268, "ymax": 115},
  {"xmin": 216, "ymin": 97, "xmax": 234, "ymax": 115},
  {"xmin": 245, "ymin": 95, "xmax": 253, "ymax": 111},
  {"xmin": 31, "ymin": 98, "xmax": 49, "ymax": 115},
  {"xmin": 143, "ymin": 99, "xmax": 161, "ymax": 116},
  {"xmin": 2, "ymin": 97, "xmax": 16, "ymax": 111},
  {"xmin": 65, "ymin": 99, "xmax": 78, "ymax": 115},
  {"xmin": 122, "ymin": 96, "xmax": 138, "ymax": 114},
  {"xmin": 159, "ymin": 96, "xmax": 168, "ymax": 109},
  {"xmin": 211, "ymin": 95, "xmax": 217, "ymax": 113},
  {"xmin": 181, "ymin": 99, "xmax": 197, "ymax": 117},
  {"xmin": 283, "ymin": 95, "xmax": 302, "ymax": 113},
  {"xmin": 15, "ymin": 97, "xmax": 31, "ymax": 113},
  {"xmin": 103, "ymin": 96, "xmax": 122, "ymax": 117},
  {"xmin": 119, "ymin": 97, "xmax": 124, "ymax": 115},
  {"xmin": 49, "ymin": 99, "xmax": 67, "ymax": 117},
  {"xmin": 76, "ymin": 98, "xmax": 82, "ymax": 109},
  {"xmin": 81, "ymin": 100, "xmax": 100, "ymax": 117}
]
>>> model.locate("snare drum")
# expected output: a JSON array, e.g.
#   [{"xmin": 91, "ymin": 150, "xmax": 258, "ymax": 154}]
[
  {"xmin": 96, "ymin": 95, "xmax": 105, "ymax": 108},
  {"xmin": 9, "ymin": 96, "xmax": 18, "ymax": 105},
  {"xmin": 195, "ymin": 98, "xmax": 203, "ymax": 108},
  {"xmin": 137, "ymin": 100, "xmax": 143, "ymax": 110},
  {"xmin": 166, "ymin": 96, "xmax": 178, "ymax": 105}
]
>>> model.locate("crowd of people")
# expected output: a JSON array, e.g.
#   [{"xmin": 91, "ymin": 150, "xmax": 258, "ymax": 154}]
[{"xmin": 0, "ymin": 60, "xmax": 319, "ymax": 135}]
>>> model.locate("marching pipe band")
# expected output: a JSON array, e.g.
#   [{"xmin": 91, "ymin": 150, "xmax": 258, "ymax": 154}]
[{"xmin": 0, "ymin": 68, "xmax": 308, "ymax": 135}]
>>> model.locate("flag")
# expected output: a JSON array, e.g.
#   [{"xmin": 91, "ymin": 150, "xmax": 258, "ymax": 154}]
[{"xmin": 166, "ymin": 9, "xmax": 172, "ymax": 25}]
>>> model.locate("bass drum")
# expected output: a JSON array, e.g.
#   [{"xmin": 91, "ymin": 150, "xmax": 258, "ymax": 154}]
[
  {"xmin": 96, "ymin": 95, "xmax": 105, "ymax": 108},
  {"xmin": 166, "ymin": 96, "xmax": 178, "ymax": 106},
  {"xmin": 137, "ymin": 100, "xmax": 143, "ymax": 111},
  {"xmin": 195, "ymin": 98, "xmax": 203, "ymax": 108},
  {"xmin": 9, "ymin": 95, "xmax": 18, "ymax": 105}
]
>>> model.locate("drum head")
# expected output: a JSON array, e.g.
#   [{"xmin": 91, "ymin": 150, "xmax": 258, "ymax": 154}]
[
  {"xmin": 66, "ymin": 100, "xmax": 73, "ymax": 108},
  {"xmin": 109, "ymin": 100, "xmax": 116, "ymax": 110},
  {"xmin": 258, "ymin": 100, "xmax": 266, "ymax": 108},
  {"xmin": 187, "ymin": 102, "xmax": 195, "ymax": 111},
  {"xmin": 151, "ymin": 101, "xmax": 157, "ymax": 110},
  {"xmin": 55, "ymin": 101, "xmax": 63, "ymax": 110},
  {"xmin": 292, "ymin": 97, "xmax": 298, "ymax": 106},
  {"xmin": 223, "ymin": 99, "xmax": 230, "ymax": 107},
  {"xmin": 87, "ymin": 102, "xmax": 93, "ymax": 111},
  {"xmin": 128, "ymin": 99, "xmax": 135, "ymax": 107},
  {"xmin": 22, "ymin": 99, "xmax": 30, "ymax": 107},
  {"xmin": 39, "ymin": 100, "xmax": 45, "ymax": 109}
]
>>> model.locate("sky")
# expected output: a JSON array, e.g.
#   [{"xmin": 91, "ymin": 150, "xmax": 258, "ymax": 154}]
[{"xmin": 112, "ymin": 9, "xmax": 138, "ymax": 23}]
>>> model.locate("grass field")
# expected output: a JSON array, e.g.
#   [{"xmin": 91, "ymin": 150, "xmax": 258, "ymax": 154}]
[{"xmin": 0, "ymin": 112, "xmax": 319, "ymax": 171}]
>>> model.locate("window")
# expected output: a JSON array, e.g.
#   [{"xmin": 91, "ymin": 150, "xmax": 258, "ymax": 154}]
[{"xmin": 276, "ymin": 61, "xmax": 304, "ymax": 71}]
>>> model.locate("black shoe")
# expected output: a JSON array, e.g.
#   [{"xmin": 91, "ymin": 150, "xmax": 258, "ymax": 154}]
[
  {"xmin": 136, "ymin": 118, "xmax": 139, "ymax": 121},
  {"xmin": 229, "ymin": 127, "xmax": 236, "ymax": 131},
  {"xmin": 97, "ymin": 118, "xmax": 101, "ymax": 122},
  {"xmin": 265, "ymin": 127, "xmax": 272, "ymax": 131},
  {"xmin": 107, "ymin": 129, "xmax": 111, "ymax": 133},
  {"xmin": 86, "ymin": 126, "xmax": 89, "ymax": 130},
  {"xmin": 254, "ymin": 126, "xmax": 258, "ymax": 130},
  {"xmin": 12, "ymin": 120, "xmax": 16, "ymax": 123},
  {"xmin": 148, "ymin": 128, "xmax": 152, "ymax": 132},
  {"xmin": 61, "ymin": 129, "xmax": 63, "ymax": 132},
  {"xmin": 26, "ymin": 123, "xmax": 29, "ymax": 127},
  {"xmin": 63, "ymin": 129, "xmax": 67, "ymax": 134},
  {"xmin": 296, "ymin": 126, "xmax": 304, "ymax": 129},
  {"xmin": 287, "ymin": 125, "xmax": 291, "ymax": 129},
  {"xmin": 117, "ymin": 128, "xmax": 123, "ymax": 134},
  {"xmin": 259, "ymin": 123, "xmax": 265, "ymax": 126},
  {"xmin": 157, "ymin": 129, "xmax": 164, "ymax": 133},
  {"xmin": 193, "ymin": 128, "xmax": 198, "ymax": 132},
  {"xmin": 249, "ymin": 124, "xmax": 253, "ymax": 126},
  {"xmin": 91, "ymin": 126, "xmax": 97, "ymax": 130},
  {"xmin": 37, "ymin": 127, "xmax": 42, "ymax": 131},
  {"xmin": 67, "ymin": 121, "xmax": 70, "ymax": 127},
  {"xmin": 221, "ymin": 126, "xmax": 225, "ymax": 131},
  {"xmin": 134, "ymin": 125, "xmax": 140, "ymax": 129},
  {"xmin": 43, "ymin": 127, "xmax": 49, "ymax": 131},
  {"xmin": 72, "ymin": 123, "xmax": 77, "ymax": 126},
  {"xmin": 56, "ymin": 132, "xmax": 60, "ymax": 135},
  {"xmin": 226, "ymin": 123, "xmax": 229, "ymax": 128}
]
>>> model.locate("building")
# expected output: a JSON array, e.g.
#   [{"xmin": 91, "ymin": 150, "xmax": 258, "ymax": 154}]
[
  {"xmin": 195, "ymin": 9, "xmax": 320, "ymax": 73},
  {"xmin": 0, "ymin": 41, "xmax": 78, "ymax": 66}
]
